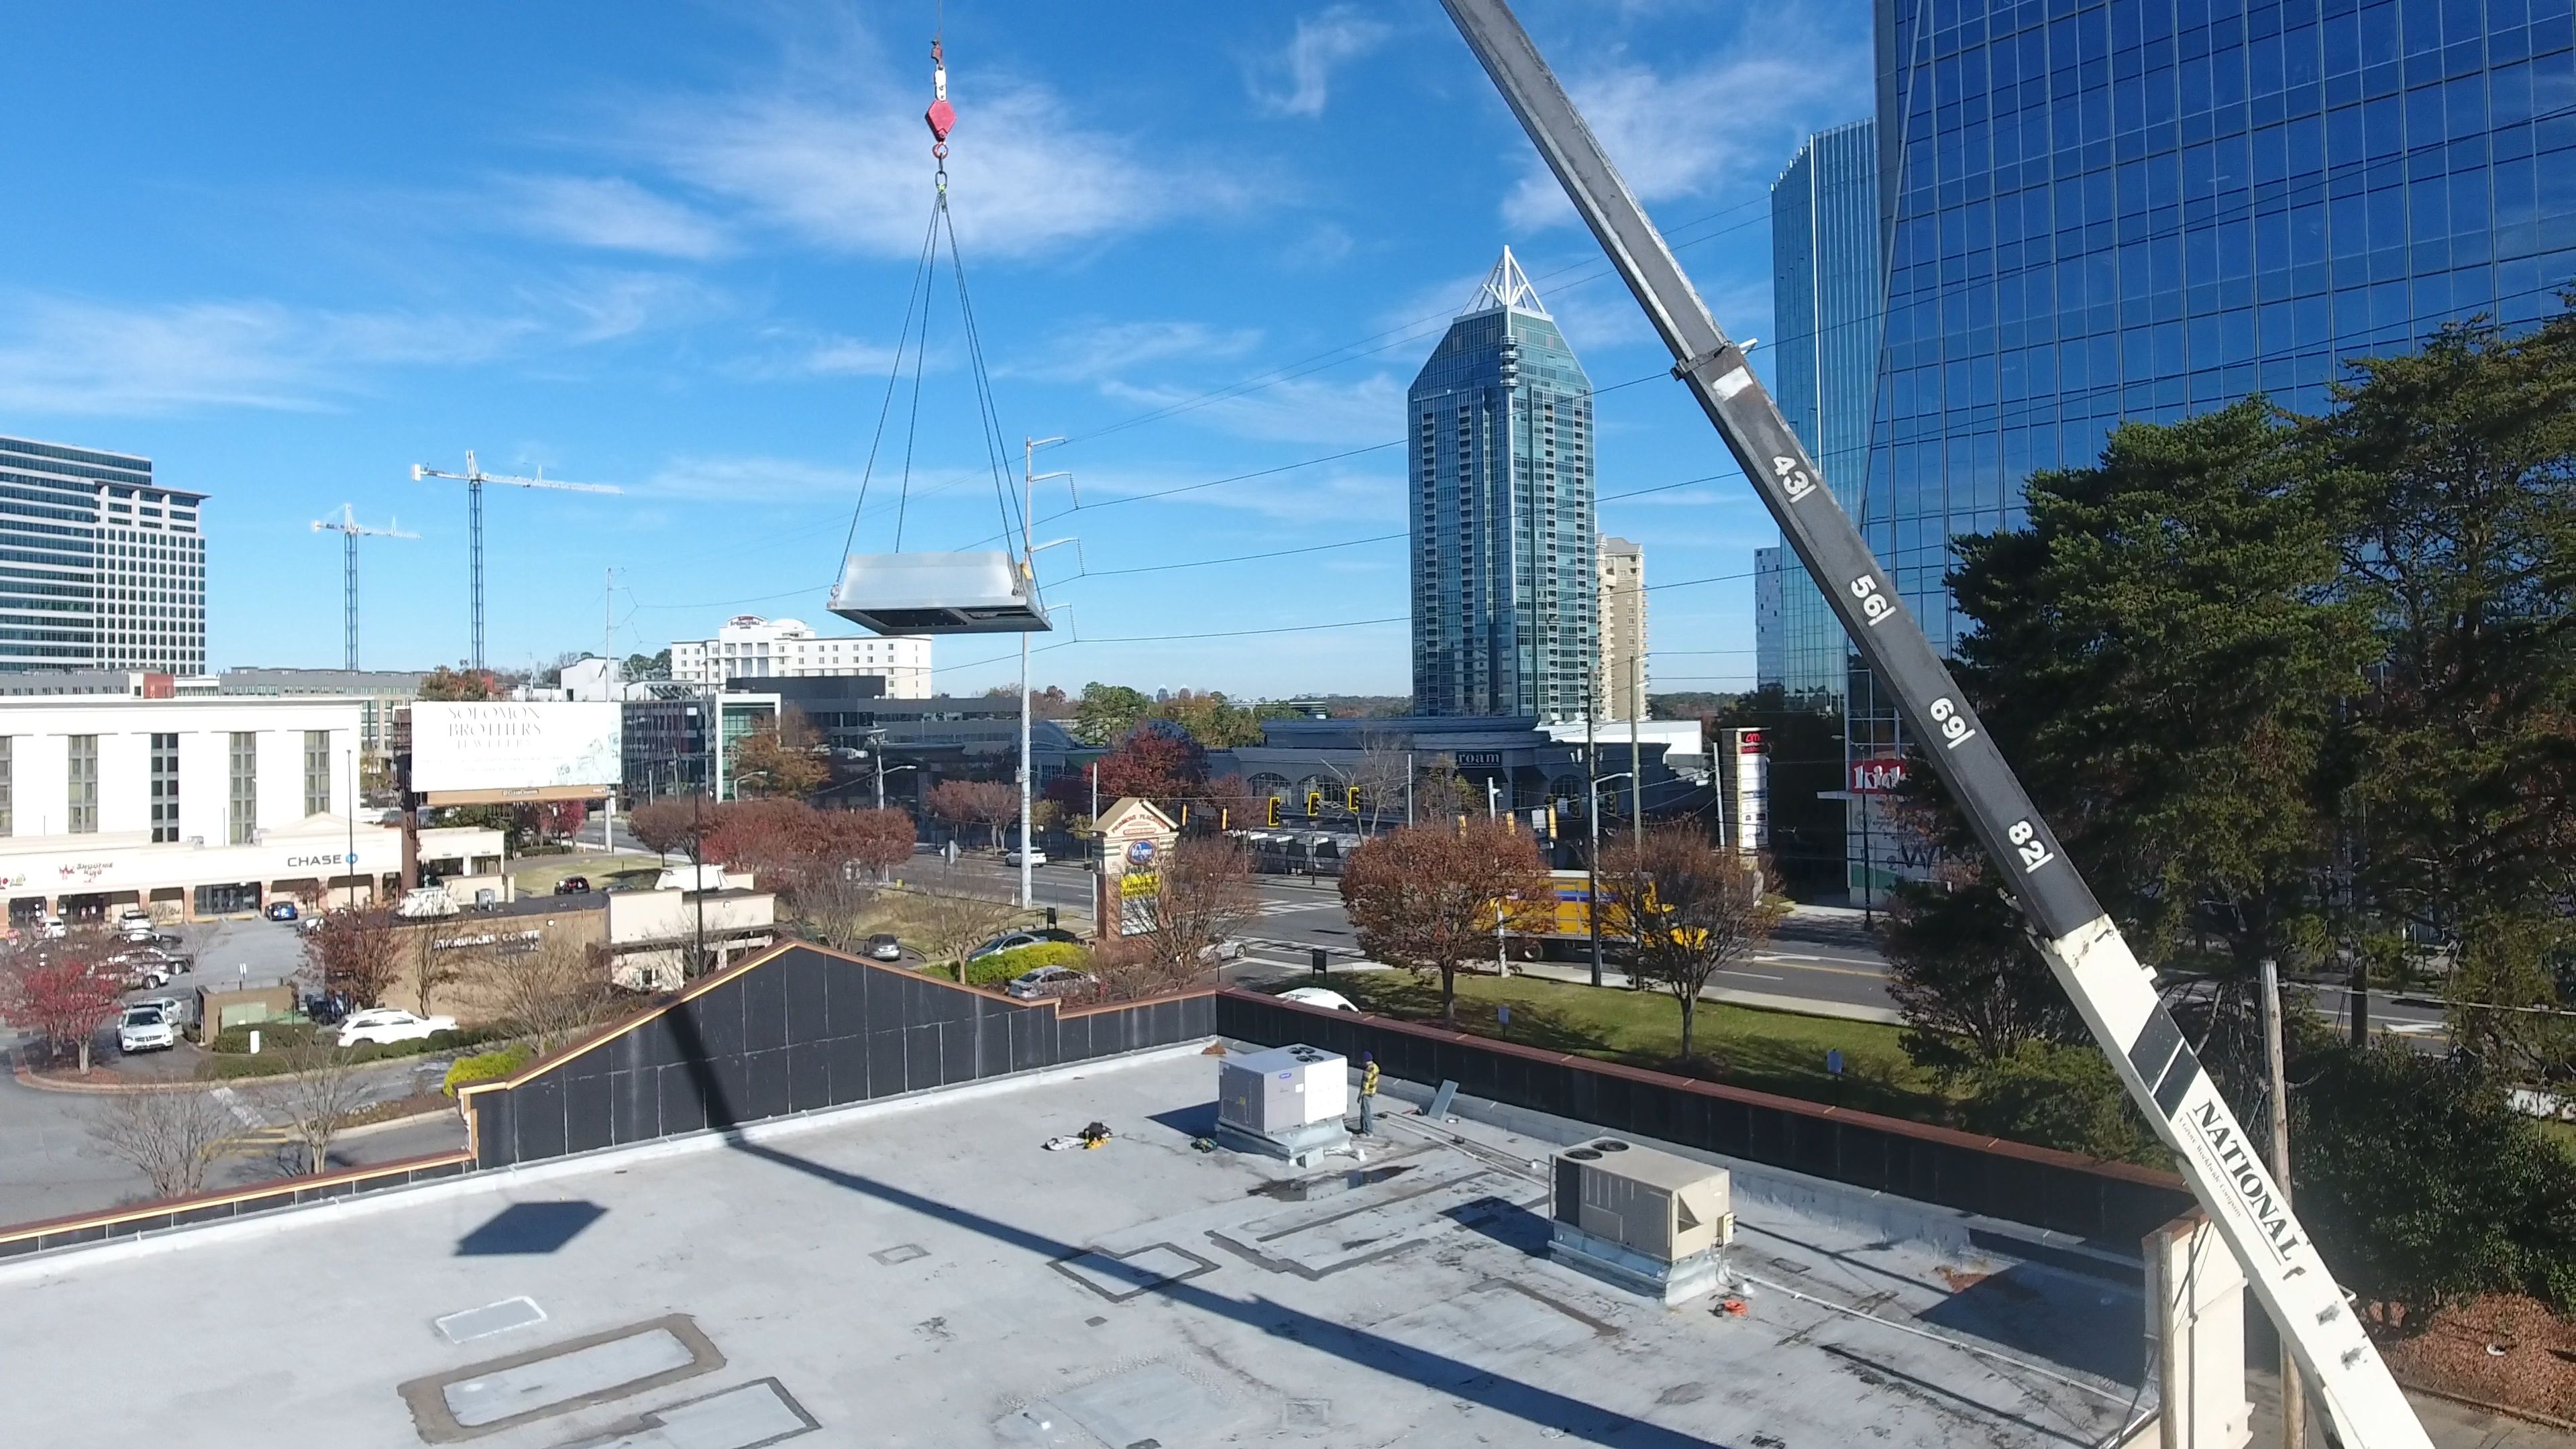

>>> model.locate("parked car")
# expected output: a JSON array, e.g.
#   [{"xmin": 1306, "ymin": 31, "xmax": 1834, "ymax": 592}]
[
  {"xmin": 266, "ymin": 902, "xmax": 299, "ymax": 923},
  {"xmin": 1005, "ymin": 965, "xmax": 1093, "ymax": 1000},
  {"xmin": 300, "ymin": 991, "xmax": 352, "ymax": 1026},
  {"xmin": 109, "ymin": 951, "xmax": 176, "ymax": 989},
  {"xmin": 38, "ymin": 916, "xmax": 66, "ymax": 941},
  {"xmin": 118, "ymin": 920, "xmax": 158, "ymax": 943},
  {"xmin": 1277, "ymin": 986, "xmax": 1359, "ymax": 1013},
  {"xmin": 865, "ymin": 933, "xmax": 903, "ymax": 962},
  {"xmin": 297, "ymin": 915, "xmax": 327, "ymax": 935},
  {"xmin": 1197, "ymin": 938, "xmax": 1246, "ymax": 963},
  {"xmin": 337, "ymin": 1008, "xmax": 457, "ymax": 1048},
  {"xmin": 1004, "ymin": 847, "xmax": 1048, "ymax": 867},
  {"xmin": 966, "ymin": 927, "xmax": 1082, "ymax": 961},
  {"xmin": 135, "ymin": 994, "xmax": 195, "ymax": 1030},
  {"xmin": 554, "ymin": 876, "xmax": 592, "ymax": 896},
  {"xmin": 117, "ymin": 1004, "xmax": 178, "ymax": 1054},
  {"xmin": 114, "ymin": 907, "xmax": 152, "ymax": 930}
]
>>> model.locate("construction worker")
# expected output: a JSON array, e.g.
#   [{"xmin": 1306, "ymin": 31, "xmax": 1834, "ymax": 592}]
[{"xmin": 1357, "ymin": 1053, "xmax": 1380, "ymax": 1136}]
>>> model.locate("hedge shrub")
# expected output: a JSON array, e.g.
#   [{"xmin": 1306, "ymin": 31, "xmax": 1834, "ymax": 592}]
[
  {"xmin": 962, "ymin": 941, "xmax": 1088, "ymax": 989},
  {"xmin": 443, "ymin": 1046, "xmax": 533, "ymax": 1096},
  {"xmin": 210, "ymin": 1021, "xmax": 323, "ymax": 1054},
  {"xmin": 198, "ymin": 1026, "xmax": 500, "ymax": 1079}
]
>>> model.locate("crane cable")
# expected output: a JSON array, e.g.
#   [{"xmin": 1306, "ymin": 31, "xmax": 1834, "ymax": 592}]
[{"xmin": 841, "ymin": 32, "xmax": 1028, "ymax": 568}]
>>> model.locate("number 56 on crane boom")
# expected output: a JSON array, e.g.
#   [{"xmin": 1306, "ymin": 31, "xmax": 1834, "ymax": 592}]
[{"xmin": 1432, "ymin": 2, "xmax": 2430, "ymax": 1445}]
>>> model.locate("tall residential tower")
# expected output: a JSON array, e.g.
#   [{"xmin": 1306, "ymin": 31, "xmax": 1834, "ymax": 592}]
[{"xmin": 1408, "ymin": 249, "xmax": 1597, "ymax": 722}]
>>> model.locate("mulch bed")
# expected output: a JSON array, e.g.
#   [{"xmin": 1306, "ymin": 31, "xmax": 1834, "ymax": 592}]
[{"xmin": 2381, "ymin": 1294, "xmax": 2576, "ymax": 1425}]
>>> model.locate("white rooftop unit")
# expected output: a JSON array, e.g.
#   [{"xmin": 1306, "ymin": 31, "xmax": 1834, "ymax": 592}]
[
  {"xmin": 828, "ymin": 551, "xmax": 1050, "ymax": 637},
  {"xmin": 1549, "ymin": 1138, "xmax": 1733, "ymax": 1304},
  {"xmin": 1218, "ymin": 1044, "xmax": 1347, "ymax": 1137}
]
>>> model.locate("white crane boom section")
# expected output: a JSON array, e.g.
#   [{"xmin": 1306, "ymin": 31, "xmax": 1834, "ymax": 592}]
[{"xmin": 1434, "ymin": 3, "xmax": 2430, "ymax": 1444}]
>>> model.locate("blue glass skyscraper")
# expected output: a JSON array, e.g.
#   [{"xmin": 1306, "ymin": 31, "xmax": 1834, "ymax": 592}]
[
  {"xmin": 1835, "ymin": 0, "xmax": 2575, "ymax": 892},
  {"xmin": 1764, "ymin": 119, "xmax": 1886, "ymax": 713},
  {"xmin": 1409, "ymin": 249, "xmax": 1598, "ymax": 722}
]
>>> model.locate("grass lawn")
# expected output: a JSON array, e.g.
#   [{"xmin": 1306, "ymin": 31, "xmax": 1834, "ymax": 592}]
[
  {"xmin": 1326, "ymin": 970, "xmax": 1957, "ymax": 1125},
  {"xmin": 509, "ymin": 853, "xmax": 664, "ymax": 896}
]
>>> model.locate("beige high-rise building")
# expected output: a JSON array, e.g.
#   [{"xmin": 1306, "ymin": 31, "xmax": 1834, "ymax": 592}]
[{"xmin": 1598, "ymin": 536, "xmax": 1646, "ymax": 720}]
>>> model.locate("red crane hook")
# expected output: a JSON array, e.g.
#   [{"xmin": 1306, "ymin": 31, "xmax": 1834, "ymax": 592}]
[{"xmin": 925, "ymin": 37, "xmax": 955, "ymax": 159}]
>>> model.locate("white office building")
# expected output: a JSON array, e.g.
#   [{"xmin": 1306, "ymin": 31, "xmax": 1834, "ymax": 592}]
[
  {"xmin": 0, "ymin": 435, "xmax": 207, "ymax": 675},
  {"xmin": 669, "ymin": 616, "xmax": 930, "ymax": 696},
  {"xmin": 0, "ymin": 695, "xmax": 496, "ymax": 922}
]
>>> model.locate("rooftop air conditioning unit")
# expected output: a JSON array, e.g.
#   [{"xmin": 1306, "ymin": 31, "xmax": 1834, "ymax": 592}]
[
  {"xmin": 1214, "ymin": 1044, "xmax": 1349, "ymax": 1165},
  {"xmin": 1549, "ymin": 1138, "xmax": 1733, "ymax": 1304}
]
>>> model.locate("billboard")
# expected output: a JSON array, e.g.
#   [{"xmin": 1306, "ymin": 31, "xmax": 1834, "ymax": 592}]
[{"xmin": 411, "ymin": 701, "xmax": 621, "ymax": 798}]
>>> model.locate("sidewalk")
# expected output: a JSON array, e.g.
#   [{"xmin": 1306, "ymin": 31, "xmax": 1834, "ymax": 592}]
[{"xmin": 1507, "ymin": 957, "xmax": 1904, "ymax": 1026}]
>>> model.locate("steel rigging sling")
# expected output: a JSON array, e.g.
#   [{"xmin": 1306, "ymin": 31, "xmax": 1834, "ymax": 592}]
[{"xmin": 1435, "ymin": 2, "xmax": 2432, "ymax": 1444}]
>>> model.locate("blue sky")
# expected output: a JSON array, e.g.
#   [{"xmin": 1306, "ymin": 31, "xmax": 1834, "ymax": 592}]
[{"xmin": 0, "ymin": 1, "xmax": 1874, "ymax": 698}]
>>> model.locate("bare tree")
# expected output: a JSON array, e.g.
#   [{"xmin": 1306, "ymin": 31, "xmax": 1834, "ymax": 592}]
[
  {"xmin": 415, "ymin": 915, "xmax": 483, "ymax": 1018},
  {"xmin": 1349, "ymin": 729, "xmax": 1417, "ymax": 833},
  {"xmin": 488, "ymin": 933, "xmax": 616, "ymax": 1054},
  {"xmin": 256, "ymin": 1036, "xmax": 374, "ymax": 1177},
  {"xmin": 1340, "ymin": 820, "xmax": 1554, "ymax": 1026},
  {"xmin": 1600, "ymin": 826, "xmax": 1789, "ymax": 1061},
  {"xmin": 1128, "ymin": 838, "xmax": 1260, "ymax": 989},
  {"xmin": 792, "ymin": 871, "xmax": 881, "ymax": 953},
  {"xmin": 910, "ymin": 889, "xmax": 1022, "ymax": 982},
  {"xmin": 87, "ymin": 1087, "xmax": 241, "ymax": 1200}
]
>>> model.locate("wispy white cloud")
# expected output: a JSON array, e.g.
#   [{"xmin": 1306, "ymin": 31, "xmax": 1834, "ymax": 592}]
[
  {"xmin": 639, "ymin": 453, "xmax": 871, "ymax": 504},
  {"xmin": 0, "ymin": 270, "xmax": 718, "ymax": 417},
  {"xmin": 1010, "ymin": 320, "xmax": 1263, "ymax": 384},
  {"xmin": 1501, "ymin": 25, "xmax": 1870, "ymax": 231},
  {"xmin": 0, "ymin": 296, "xmax": 525, "ymax": 415},
  {"xmin": 1251, "ymin": 6, "xmax": 1392, "ymax": 117},
  {"xmin": 616, "ymin": 47, "xmax": 1240, "ymax": 261},
  {"xmin": 502, "ymin": 175, "xmax": 733, "ymax": 260},
  {"xmin": 1075, "ymin": 461, "xmax": 1404, "ymax": 524},
  {"xmin": 1093, "ymin": 370, "xmax": 1405, "ymax": 448}
]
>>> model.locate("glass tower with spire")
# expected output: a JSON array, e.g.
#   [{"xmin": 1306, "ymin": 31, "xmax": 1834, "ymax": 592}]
[{"xmin": 1407, "ymin": 248, "xmax": 1597, "ymax": 722}]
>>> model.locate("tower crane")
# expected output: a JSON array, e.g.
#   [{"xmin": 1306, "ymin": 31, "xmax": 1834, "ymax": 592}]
[
  {"xmin": 411, "ymin": 451, "xmax": 623, "ymax": 669},
  {"xmin": 309, "ymin": 504, "xmax": 417, "ymax": 672}
]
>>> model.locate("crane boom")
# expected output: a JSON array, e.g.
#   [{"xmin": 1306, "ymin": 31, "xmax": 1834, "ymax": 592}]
[{"xmin": 1436, "ymin": 2, "xmax": 2428, "ymax": 1444}]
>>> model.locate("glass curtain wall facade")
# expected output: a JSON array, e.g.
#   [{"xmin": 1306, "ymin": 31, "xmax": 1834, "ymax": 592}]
[
  {"xmin": 1764, "ymin": 119, "xmax": 1887, "ymax": 714},
  {"xmin": 1854, "ymin": 0, "xmax": 2576, "ymax": 894},
  {"xmin": 0, "ymin": 437, "xmax": 208, "ymax": 674},
  {"xmin": 1409, "ymin": 248, "xmax": 1599, "ymax": 722}
]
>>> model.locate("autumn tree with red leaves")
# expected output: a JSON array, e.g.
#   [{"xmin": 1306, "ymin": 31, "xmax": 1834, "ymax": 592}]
[
  {"xmin": 700, "ymin": 799, "xmax": 914, "ymax": 894},
  {"xmin": 1340, "ymin": 820, "xmax": 1553, "ymax": 1027},
  {"xmin": 926, "ymin": 779, "xmax": 1018, "ymax": 848},
  {"xmin": 0, "ymin": 933, "xmax": 129, "ymax": 1072},
  {"xmin": 302, "ymin": 907, "xmax": 405, "ymax": 1010}
]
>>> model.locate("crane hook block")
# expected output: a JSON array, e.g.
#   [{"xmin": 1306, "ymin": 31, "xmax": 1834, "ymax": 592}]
[{"xmin": 926, "ymin": 97, "xmax": 955, "ymax": 144}]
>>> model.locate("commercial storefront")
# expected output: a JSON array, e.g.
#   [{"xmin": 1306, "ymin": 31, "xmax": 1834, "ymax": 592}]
[{"xmin": 0, "ymin": 817, "xmax": 502, "ymax": 923}]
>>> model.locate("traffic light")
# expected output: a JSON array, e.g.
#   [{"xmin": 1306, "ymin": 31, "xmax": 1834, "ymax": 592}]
[
  {"xmin": 1305, "ymin": 790, "xmax": 1323, "ymax": 819},
  {"xmin": 1344, "ymin": 786, "xmax": 1360, "ymax": 812},
  {"xmin": 1266, "ymin": 797, "xmax": 1281, "ymax": 827}
]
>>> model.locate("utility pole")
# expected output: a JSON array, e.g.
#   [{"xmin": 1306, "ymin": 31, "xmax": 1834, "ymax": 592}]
[
  {"xmin": 2261, "ymin": 956, "xmax": 2306, "ymax": 1449},
  {"xmin": 604, "ymin": 567, "xmax": 616, "ymax": 684},
  {"xmin": 309, "ymin": 505, "xmax": 417, "ymax": 672},
  {"xmin": 412, "ymin": 451, "xmax": 623, "ymax": 670},
  {"xmin": 1629, "ymin": 653, "xmax": 1643, "ymax": 856},
  {"xmin": 1020, "ymin": 437, "xmax": 1071, "ymax": 911},
  {"xmin": 1586, "ymin": 665, "xmax": 1603, "ymax": 989}
]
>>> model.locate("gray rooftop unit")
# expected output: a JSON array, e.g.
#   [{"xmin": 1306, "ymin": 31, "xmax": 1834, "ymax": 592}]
[{"xmin": 828, "ymin": 551, "xmax": 1051, "ymax": 636}]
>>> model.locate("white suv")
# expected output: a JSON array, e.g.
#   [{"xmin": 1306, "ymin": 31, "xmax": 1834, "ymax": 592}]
[
  {"xmin": 336, "ymin": 1008, "xmax": 457, "ymax": 1048},
  {"xmin": 117, "ymin": 1004, "xmax": 178, "ymax": 1054}
]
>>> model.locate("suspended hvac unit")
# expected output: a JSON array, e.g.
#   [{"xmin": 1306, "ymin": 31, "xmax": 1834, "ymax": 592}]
[{"xmin": 828, "ymin": 551, "xmax": 1051, "ymax": 636}]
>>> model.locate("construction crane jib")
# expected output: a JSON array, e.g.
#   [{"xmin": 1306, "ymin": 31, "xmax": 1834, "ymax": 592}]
[
  {"xmin": 411, "ymin": 451, "xmax": 623, "ymax": 670},
  {"xmin": 1433, "ymin": 2, "xmax": 2429, "ymax": 1445}
]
